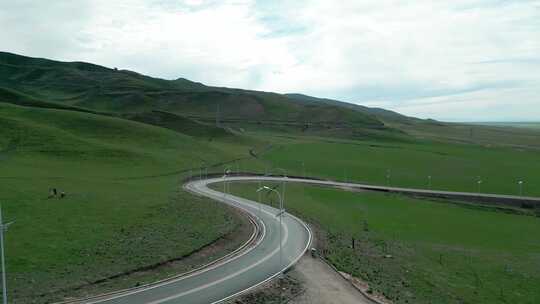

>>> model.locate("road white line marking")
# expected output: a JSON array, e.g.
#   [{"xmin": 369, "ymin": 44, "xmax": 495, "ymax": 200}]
[
  {"xmin": 146, "ymin": 214, "xmax": 290, "ymax": 304},
  {"xmin": 85, "ymin": 181, "xmax": 270, "ymax": 304},
  {"xmin": 82, "ymin": 177, "xmax": 311, "ymax": 304}
]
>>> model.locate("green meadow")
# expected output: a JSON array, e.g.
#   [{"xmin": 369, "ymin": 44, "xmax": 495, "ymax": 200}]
[
  {"xmin": 3, "ymin": 100, "xmax": 538, "ymax": 303},
  {"xmin": 2, "ymin": 51, "xmax": 540, "ymax": 304},
  {"xmin": 258, "ymin": 136, "xmax": 540, "ymax": 197},
  {"xmin": 0, "ymin": 103, "xmax": 261, "ymax": 303},
  {"xmin": 220, "ymin": 181, "xmax": 540, "ymax": 304}
]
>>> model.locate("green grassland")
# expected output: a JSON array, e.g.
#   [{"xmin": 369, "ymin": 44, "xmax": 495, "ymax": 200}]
[
  {"xmin": 219, "ymin": 181, "xmax": 540, "ymax": 304},
  {"xmin": 257, "ymin": 135, "xmax": 540, "ymax": 197},
  {"xmin": 2, "ymin": 100, "xmax": 539, "ymax": 303},
  {"xmin": 0, "ymin": 102, "xmax": 263, "ymax": 303},
  {"xmin": 1, "ymin": 51, "xmax": 540, "ymax": 303},
  {"xmin": 395, "ymin": 121, "xmax": 540, "ymax": 150},
  {"xmin": 470, "ymin": 122, "xmax": 540, "ymax": 129}
]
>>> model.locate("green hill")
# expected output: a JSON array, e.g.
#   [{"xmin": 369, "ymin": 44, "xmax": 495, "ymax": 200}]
[
  {"xmin": 0, "ymin": 52, "xmax": 386, "ymax": 131},
  {"xmin": 284, "ymin": 93, "xmax": 418, "ymax": 124},
  {"xmin": 1, "ymin": 51, "xmax": 539, "ymax": 304},
  {"xmin": 124, "ymin": 110, "xmax": 233, "ymax": 140}
]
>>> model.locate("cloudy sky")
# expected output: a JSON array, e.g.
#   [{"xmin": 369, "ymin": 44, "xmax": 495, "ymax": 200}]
[{"xmin": 1, "ymin": 0, "xmax": 539, "ymax": 121}]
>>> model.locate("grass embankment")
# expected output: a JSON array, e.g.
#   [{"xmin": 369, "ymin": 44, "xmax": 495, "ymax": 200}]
[
  {"xmin": 221, "ymin": 181, "xmax": 540, "ymax": 304},
  {"xmin": 260, "ymin": 136, "xmax": 540, "ymax": 197},
  {"xmin": 0, "ymin": 102, "xmax": 260, "ymax": 303}
]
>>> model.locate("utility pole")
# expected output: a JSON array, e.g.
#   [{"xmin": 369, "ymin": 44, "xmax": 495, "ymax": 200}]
[
  {"xmin": 223, "ymin": 167, "xmax": 229, "ymax": 199},
  {"xmin": 216, "ymin": 103, "xmax": 220, "ymax": 127},
  {"xmin": 0, "ymin": 206, "xmax": 13, "ymax": 304}
]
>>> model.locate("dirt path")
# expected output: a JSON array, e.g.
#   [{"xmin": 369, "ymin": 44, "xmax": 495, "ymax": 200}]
[{"xmin": 291, "ymin": 255, "xmax": 372, "ymax": 304}]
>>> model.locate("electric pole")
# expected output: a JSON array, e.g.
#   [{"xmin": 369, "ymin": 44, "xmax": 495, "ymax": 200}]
[{"xmin": 0, "ymin": 206, "xmax": 13, "ymax": 304}]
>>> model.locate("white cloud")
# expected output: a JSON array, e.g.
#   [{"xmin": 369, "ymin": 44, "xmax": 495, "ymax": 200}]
[{"xmin": 0, "ymin": 0, "xmax": 539, "ymax": 121}]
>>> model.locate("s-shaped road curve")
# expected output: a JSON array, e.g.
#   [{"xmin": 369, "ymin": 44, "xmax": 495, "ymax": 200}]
[
  {"xmin": 82, "ymin": 176, "xmax": 312, "ymax": 304},
  {"xmin": 77, "ymin": 175, "xmax": 539, "ymax": 304}
]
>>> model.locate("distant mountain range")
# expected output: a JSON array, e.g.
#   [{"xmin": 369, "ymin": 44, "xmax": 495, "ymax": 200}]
[{"xmin": 0, "ymin": 51, "xmax": 422, "ymax": 132}]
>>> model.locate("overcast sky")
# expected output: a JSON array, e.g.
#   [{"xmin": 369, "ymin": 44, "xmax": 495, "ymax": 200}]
[{"xmin": 1, "ymin": 0, "xmax": 539, "ymax": 121}]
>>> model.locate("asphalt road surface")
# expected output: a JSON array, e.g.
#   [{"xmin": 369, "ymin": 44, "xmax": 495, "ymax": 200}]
[
  {"xmin": 85, "ymin": 177, "xmax": 311, "ymax": 304},
  {"xmin": 83, "ymin": 175, "xmax": 538, "ymax": 304}
]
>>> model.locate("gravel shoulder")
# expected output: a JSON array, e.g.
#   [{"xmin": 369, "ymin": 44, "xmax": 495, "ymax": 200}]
[
  {"xmin": 227, "ymin": 254, "xmax": 373, "ymax": 304},
  {"xmin": 291, "ymin": 255, "xmax": 372, "ymax": 304}
]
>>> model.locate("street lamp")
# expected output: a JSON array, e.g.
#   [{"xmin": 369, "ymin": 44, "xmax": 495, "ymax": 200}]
[
  {"xmin": 0, "ymin": 206, "xmax": 13, "ymax": 304},
  {"xmin": 199, "ymin": 161, "xmax": 208, "ymax": 179},
  {"xmin": 257, "ymin": 186, "xmax": 284, "ymax": 274},
  {"xmin": 477, "ymin": 179, "xmax": 482, "ymax": 193},
  {"xmin": 257, "ymin": 180, "xmax": 263, "ymax": 220},
  {"xmin": 518, "ymin": 180, "xmax": 524, "ymax": 196},
  {"xmin": 273, "ymin": 168, "xmax": 287, "ymax": 205},
  {"xmin": 223, "ymin": 167, "xmax": 231, "ymax": 198}
]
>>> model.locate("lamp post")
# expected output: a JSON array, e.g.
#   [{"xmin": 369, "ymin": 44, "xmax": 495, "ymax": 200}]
[
  {"xmin": 477, "ymin": 179, "xmax": 482, "ymax": 193},
  {"xmin": 257, "ymin": 186, "xmax": 284, "ymax": 274},
  {"xmin": 0, "ymin": 206, "xmax": 13, "ymax": 304},
  {"xmin": 274, "ymin": 168, "xmax": 287, "ymax": 206},
  {"xmin": 258, "ymin": 180, "xmax": 263, "ymax": 220},
  {"xmin": 223, "ymin": 167, "xmax": 230, "ymax": 198},
  {"xmin": 518, "ymin": 180, "xmax": 524, "ymax": 196},
  {"xmin": 200, "ymin": 161, "xmax": 208, "ymax": 179}
]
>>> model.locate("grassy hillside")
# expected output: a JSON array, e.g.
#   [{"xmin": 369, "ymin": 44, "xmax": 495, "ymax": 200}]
[
  {"xmin": 0, "ymin": 52, "xmax": 386, "ymax": 132},
  {"xmin": 5, "ymin": 51, "xmax": 537, "ymax": 146},
  {"xmin": 0, "ymin": 102, "xmax": 262, "ymax": 303},
  {"xmin": 2, "ymin": 51, "xmax": 539, "ymax": 304},
  {"xmin": 285, "ymin": 93, "xmax": 417, "ymax": 124},
  {"xmin": 123, "ymin": 110, "xmax": 233, "ymax": 140}
]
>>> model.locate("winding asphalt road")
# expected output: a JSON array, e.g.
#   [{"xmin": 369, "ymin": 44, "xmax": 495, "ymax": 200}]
[
  {"xmin": 83, "ymin": 176, "xmax": 312, "ymax": 304},
  {"xmin": 80, "ymin": 175, "xmax": 538, "ymax": 304}
]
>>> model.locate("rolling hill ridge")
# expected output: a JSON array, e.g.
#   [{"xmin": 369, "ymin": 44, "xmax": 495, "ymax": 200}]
[{"xmin": 0, "ymin": 51, "xmax": 413, "ymax": 132}]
